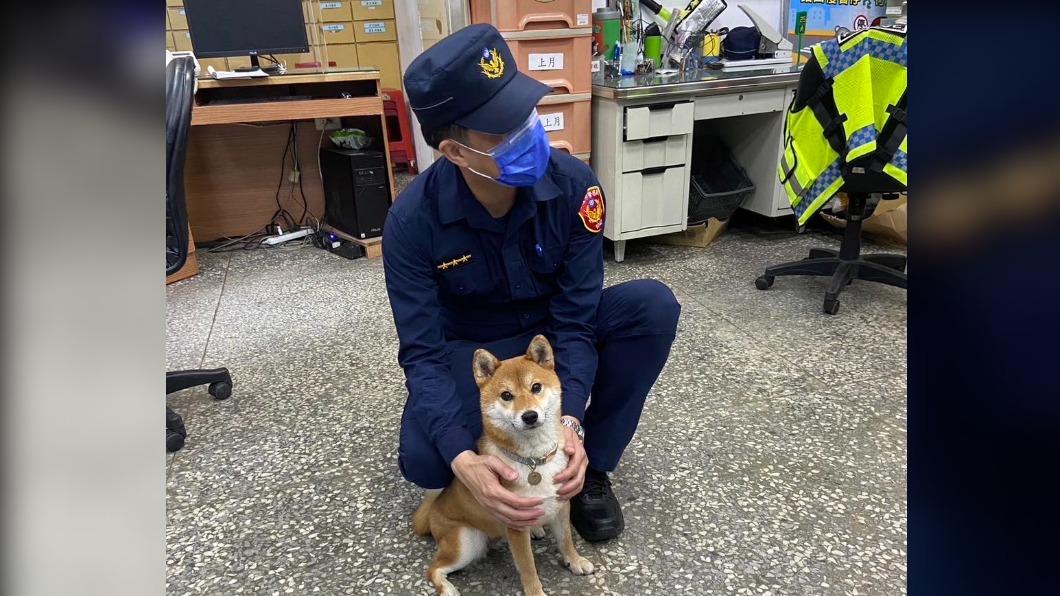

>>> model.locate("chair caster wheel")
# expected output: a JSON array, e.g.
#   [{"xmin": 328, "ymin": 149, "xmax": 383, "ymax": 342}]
[
  {"xmin": 167, "ymin": 430, "xmax": 185, "ymax": 452},
  {"xmin": 209, "ymin": 381, "xmax": 232, "ymax": 400},
  {"xmin": 823, "ymin": 299, "xmax": 841, "ymax": 315},
  {"xmin": 755, "ymin": 276, "xmax": 774, "ymax": 290}
]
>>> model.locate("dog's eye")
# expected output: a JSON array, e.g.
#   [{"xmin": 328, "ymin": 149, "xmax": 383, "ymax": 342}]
[
  {"xmin": 531, "ymin": 383, "xmax": 542, "ymax": 394},
  {"xmin": 500, "ymin": 391, "xmax": 514, "ymax": 401}
]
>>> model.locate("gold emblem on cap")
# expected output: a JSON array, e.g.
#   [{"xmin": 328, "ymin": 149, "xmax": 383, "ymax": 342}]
[{"xmin": 479, "ymin": 48, "xmax": 504, "ymax": 79}]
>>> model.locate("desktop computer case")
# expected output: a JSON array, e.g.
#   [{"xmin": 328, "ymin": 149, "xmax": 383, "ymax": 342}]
[{"xmin": 319, "ymin": 148, "xmax": 390, "ymax": 239}]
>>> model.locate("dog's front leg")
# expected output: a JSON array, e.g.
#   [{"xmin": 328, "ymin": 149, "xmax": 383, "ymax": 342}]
[
  {"xmin": 549, "ymin": 502, "xmax": 594, "ymax": 575},
  {"xmin": 506, "ymin": 527, "xmax": 545, "ymax": 596}
]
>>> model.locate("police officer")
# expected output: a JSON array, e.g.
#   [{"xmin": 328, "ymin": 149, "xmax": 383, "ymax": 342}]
[{"xmin": 385, "ymin": 24, "xmax": 681, "ymax": 542}]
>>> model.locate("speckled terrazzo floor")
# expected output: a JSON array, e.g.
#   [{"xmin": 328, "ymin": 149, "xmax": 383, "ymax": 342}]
[{"xmin": 166, "ymin": 229, "xmax": 907, "ymax": 596}]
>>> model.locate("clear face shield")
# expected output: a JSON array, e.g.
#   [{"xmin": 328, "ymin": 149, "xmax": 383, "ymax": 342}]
[{"xmin": 455, "ymin": 109, "xmax": 551, "ymax": 187}]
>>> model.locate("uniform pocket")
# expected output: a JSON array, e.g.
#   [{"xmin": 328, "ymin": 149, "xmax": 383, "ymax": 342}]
[{"xmin": 527, "ymin": 246, "xmax": 565, "ymax": 275}]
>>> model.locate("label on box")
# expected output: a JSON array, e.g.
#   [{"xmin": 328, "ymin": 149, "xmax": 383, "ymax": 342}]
[
  {"xmin": 886, "ymin": 6, "xmax": 902, "ymax": 14},
  {"xmin": 178, "ymin": 9, "xmax": 185, "ymax": 15},
  {"xmin": 576, "ymin": 13, "xmax": 589, "ymax": 26},
  {"xmin": 528, "ymin": 53, "xmax": 564, "ymax": 71},
  {"xmin": 591, "ymin": 59, "xmax": 601, "ymax": 73},
  {"xmin": 323, "ymin": 23, "xmax": 347, "ymax": 32},
  {"xmin": 321, "ymin": 2, "xmax": 343, "ymax": 9},
  {"xmin": 363, "ymin": 21, "xmax": 386, "ymax": 34},
  {"xmin": 540, "ymin": 112, "xmax": 564, "ymax": 132},
  {"xmin": 362, "ymin": 0, "xmax": 383, "ymax": 6}
]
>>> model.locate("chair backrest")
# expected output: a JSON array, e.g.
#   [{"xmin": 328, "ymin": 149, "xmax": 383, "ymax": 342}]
[{"xmin": 165, "ymin": 57, "xmax": 196, "ymax": 276}]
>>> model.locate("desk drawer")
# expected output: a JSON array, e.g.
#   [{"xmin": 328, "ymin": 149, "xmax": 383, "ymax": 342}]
[
  {"xmin": 624, "ymin": 102, "xmax": 694, "ymax": 141},
  {"xmin": 694, "ymin": 88, "xmax": 786, "ymax": 119},
  {"xmin": 619, "ymin": 165, "xmax": 687, "ymax": 233},
  {"xmin": 622, "ymin": 134, "xmax": 688, "ymax": 172}
]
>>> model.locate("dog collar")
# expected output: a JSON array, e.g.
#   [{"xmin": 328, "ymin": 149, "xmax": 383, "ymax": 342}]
[{"xmin": 499, "ymin": 444, "xmax": 558, "ymax": 486}]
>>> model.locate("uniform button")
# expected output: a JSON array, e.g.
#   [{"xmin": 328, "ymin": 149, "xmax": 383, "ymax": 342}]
[
  {"xmin": 515, "ymin": 284, "xmax": 522, "ymax": 290},
  {"xmin": 521, "ymin": 313, "xmax": 530, "ymax": 319}
]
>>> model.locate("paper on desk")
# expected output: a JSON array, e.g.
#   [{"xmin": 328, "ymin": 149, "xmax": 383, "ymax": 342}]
[{"xmin": 206, "ymin": 65, "xmax": 269, "ymax": 79}]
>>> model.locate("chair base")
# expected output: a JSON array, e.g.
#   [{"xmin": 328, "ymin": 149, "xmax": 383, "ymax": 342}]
[
  {"xmin": 166, "ymin": 368, "xmax": 232, "ymax": 452},
  {"xmin": 755, "ymin": 193, "xmax": 906, "ymax": 315}
]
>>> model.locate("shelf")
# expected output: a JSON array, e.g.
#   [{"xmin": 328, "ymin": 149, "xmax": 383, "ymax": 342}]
[{"xmin": 191, "ymin": 96, "xmax": 383, "ymax": 126}]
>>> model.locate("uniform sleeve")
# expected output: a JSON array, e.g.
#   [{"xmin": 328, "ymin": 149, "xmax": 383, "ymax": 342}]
[
  {"xmin": 383, "ymin": 211, "xmax": 476, "ymax": 465},
  {"xmin": 547, "ymin": 178, "xmax": 605, "ymax": 422}
]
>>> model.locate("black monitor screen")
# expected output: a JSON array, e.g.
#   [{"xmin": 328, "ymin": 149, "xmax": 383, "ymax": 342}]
[{"xmin": 184, "ymin": 0, "xmax": 309, "ymax": 58}]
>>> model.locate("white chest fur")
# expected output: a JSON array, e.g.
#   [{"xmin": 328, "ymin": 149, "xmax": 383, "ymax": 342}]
[{"xmin": 485, "ymin": 444, "xmax": 569, "ymax": 522}]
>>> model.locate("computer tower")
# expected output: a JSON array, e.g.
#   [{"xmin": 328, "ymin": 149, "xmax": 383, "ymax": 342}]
[{"xmin": 319, "ymin": 148, "xmax": 390, "ymax": 239}]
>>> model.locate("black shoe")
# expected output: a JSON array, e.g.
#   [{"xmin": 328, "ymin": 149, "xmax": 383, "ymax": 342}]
[{"xmin": 570, "ymin": 467, "xmax": 624, "ymax": 542}]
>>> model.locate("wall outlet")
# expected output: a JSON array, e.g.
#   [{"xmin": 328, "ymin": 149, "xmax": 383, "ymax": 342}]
[{"xmin": 314, "ymin": 117, "xmax": 342, "ymax": 131}]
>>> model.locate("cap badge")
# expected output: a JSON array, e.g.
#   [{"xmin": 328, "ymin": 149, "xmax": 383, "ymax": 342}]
[{"xmin": 479, "ymin": 48, "xmax": 505, "ymax": 79}]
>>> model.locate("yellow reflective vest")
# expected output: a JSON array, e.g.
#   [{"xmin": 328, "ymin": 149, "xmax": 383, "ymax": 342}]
[{"xmin": 779, "ymin": 26, "xmax": 907, "ymax": 225}]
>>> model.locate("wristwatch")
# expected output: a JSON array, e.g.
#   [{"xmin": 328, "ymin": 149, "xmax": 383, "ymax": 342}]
[{"xmin": 561, "ymin": 417, "xmax": 585, "ymax": 441}]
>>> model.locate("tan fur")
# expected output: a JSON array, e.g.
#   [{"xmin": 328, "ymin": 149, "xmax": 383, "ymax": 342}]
[{"xmin": 413, "ymin": 335, "xmax": 594, "ymax": 595}]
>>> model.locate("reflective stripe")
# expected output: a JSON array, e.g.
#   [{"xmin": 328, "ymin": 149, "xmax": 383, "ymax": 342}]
[
  {"xmin": 819, "ymin": 35, "xmax": 907, "ymax": 78},
  {"xmin": 792, "ymin": 158, "xmax": 844, "ymax": 225},
  {"xmin": 780, "ymin": 152, "xmax": 805, "ymax": 197}
]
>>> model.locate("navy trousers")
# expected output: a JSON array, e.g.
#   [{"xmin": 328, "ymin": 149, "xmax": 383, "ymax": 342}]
[{"xmin": 398, "ymin": 279, "xmax": 681, "ymax": 489}]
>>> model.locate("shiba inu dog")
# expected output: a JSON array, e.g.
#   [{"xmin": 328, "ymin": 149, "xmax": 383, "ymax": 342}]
[{"xmin": 411, "ymin": 335, "xmax": 594, "ymax": 595}]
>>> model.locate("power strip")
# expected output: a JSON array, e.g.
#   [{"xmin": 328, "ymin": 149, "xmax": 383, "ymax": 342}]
[{"xmin": 262, "ymin": 228, "xmax": 313, "ymax": 245}]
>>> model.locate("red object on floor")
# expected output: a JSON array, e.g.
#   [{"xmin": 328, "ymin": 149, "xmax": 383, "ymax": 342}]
[{"xmin": 383, "ymin": 88, "xmax": 417, "ymax": 174}]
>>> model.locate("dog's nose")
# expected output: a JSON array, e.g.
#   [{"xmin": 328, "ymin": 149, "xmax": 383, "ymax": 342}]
[{"xmin": 521, "ymin": 411, "xmax": 539, "ymax": 425}]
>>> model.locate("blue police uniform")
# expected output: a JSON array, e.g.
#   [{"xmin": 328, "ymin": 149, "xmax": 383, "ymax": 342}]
[{"xmin": 385, "ymin": 23, "xmax": 681, "ymax": 490}]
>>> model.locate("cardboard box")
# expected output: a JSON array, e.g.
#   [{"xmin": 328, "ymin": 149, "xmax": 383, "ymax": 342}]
[
  {"xmin": 166, "ymin": 32, "xmax": 176, "ymax": 51},
  {"xmin": 351, "ymin": 0, "xmax": 395, "ymax": 20},
  {"xmin": 166, "ymin": 0, "xmax": 183, "ymax": 7},
  {"xmin": 651, "ymin": 218, "xmax": 729, "ymax": 248},
  {"xmin": 321, "ymin": 44, "xmax": 359, "ymax": 70},
  {"xmin": 353, "ymin": 19, "xmax": 396, "ymax": 42},
  {"xmin": 168, "ymin": 6, "xmax": 188, "ymax": 30},
  {"xmin": 820, "ymin": 194, "xmax": 907, "ymax": 246},
  {"xmin": 174, "ymin": 30, "xmax": 193, "ymax": 52},
  {"xmin": 318, "ymin": 1, "xmax": 353, "ymax": 22},
  {"xmin": 165, "ymin": 9, "xmax": 171, "ymax": 30},
  {"xmin": 319, "ymin": 21, "xmax": 356, "ymax": 44},
  {"xmin": 356, "ymin": 41, "xmax": 401, "ymax": 89}
]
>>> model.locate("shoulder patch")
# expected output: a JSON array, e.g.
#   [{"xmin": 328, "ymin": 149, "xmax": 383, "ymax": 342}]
[{"xmin": 578, "ymin": 186, "xmax": 605, "ymax": 233}]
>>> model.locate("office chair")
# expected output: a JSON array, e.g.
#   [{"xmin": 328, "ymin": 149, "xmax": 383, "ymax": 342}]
[
  {"xmin": 166, "ymin": 56, "xmax": 233, "ymax": 452},
  {"xmin": 755, "ymin": 30, "xmax": 907, "ymax": 315}
]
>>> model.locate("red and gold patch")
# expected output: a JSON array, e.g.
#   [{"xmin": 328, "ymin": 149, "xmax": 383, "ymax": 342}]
[{"xmin": 578, "ymin": 186, "xmax": 605, "ymax": 233}]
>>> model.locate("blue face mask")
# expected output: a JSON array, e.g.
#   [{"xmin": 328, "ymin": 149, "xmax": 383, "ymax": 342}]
[{"xmin": 458, "ymin": 110, "xmax": 551, "ymax": 187}]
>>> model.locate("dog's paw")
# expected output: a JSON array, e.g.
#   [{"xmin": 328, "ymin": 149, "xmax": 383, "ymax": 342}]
[
  {"xmin": 525, "ymin": 589, "xmax": 547, "ymax": 596},
  {"xmin": 438, "ymin": 583, "xmax": 460, "ymax": 596},
  {"xmin": 564, "ymin": 555, "xmax": 595, "ymax": 575},
  {"xmin": 530, "ymin": 526, "xmax": 546, "ymax": 540}
]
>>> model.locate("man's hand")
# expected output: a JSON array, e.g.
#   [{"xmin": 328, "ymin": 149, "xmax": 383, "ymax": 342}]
[
  {"xmin": 451, "ymin": 450, "xmax": 544, "ymax": 530},
  {"xmin": 553, "ymin": 416, "xmax": 588, "ymax": 500}
]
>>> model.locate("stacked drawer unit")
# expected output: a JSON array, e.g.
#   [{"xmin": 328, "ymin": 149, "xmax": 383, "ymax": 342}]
[
  {"xmin": 592, "ymin": 98, "xmax": 695, "ymax": 241},
  {"xmin": 165, "ymin": 1, "xmax": 403, "ymax": 88},
  {"xmin": 311, "ymin": 0, "xmax": 403, "ymax": 88},
  {"xmin": 471, "ymin": 0, "xmax": 594, "ymax": 166}
]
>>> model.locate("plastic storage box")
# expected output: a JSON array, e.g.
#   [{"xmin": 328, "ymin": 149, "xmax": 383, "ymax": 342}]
[{"xmin": 470, "ymin": 0, "xmax": 592, "ymax": 31}]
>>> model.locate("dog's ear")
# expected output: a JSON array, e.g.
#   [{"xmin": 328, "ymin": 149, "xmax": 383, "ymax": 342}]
[
  {"xmin": 525, "ymin": 335, "xmax": 554, "ymax": 370},
  {"xmin": 472, "ymin": 349, "xmax": 500, "ymax": 386}
]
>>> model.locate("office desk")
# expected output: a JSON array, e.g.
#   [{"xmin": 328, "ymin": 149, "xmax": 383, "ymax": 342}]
[
  {"xmin": 592, "ymin": 66, "xmax": 801, "ymax": 261},
  {"xmin": 185, "ymin": 70, "xmax": 394, "ymax": 246}
]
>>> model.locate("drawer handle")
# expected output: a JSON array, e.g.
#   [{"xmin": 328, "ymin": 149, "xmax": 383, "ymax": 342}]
[
  {"xmin": 642, "ymin": 137, "xmax": 669, "ymax": 145},
  {"xmin": 640, "ymin": 166, "xmax": 670, "ymax": 176}
]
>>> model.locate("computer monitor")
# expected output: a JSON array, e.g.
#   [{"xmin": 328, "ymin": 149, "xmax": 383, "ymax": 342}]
[{"xmin": 184, "ymin": 0, "xmax": 309, "ymax": 72}]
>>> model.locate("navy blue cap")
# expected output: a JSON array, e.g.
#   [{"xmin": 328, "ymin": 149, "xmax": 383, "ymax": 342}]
[{"xmin": 403, "ymin": 23, "xmax": 550, "ymax": 135}]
